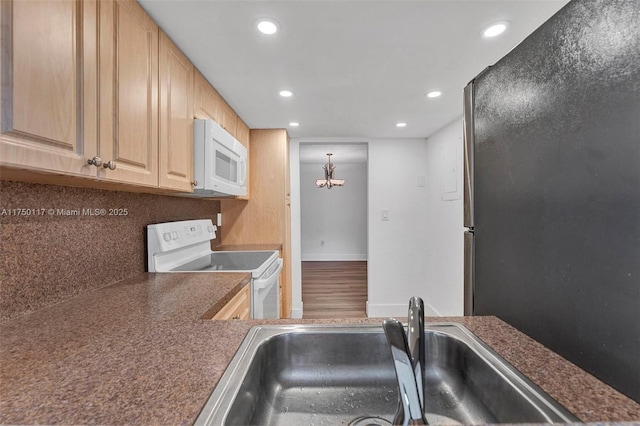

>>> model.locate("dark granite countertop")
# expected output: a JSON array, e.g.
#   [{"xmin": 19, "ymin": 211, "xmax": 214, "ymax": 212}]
[{"xmin": 1, "ymin": 273, "xmax": 639, "ymax": 425}]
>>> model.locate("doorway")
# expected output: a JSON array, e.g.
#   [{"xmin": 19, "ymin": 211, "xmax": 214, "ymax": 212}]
[{"xmin": 298, "ymin": 143, "xmax": 368, "ymax": 318}]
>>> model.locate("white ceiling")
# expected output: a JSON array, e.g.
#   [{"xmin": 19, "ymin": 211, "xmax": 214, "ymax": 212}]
[
  {"xmin": 139, "ymin": 0, "xmax": 569, "ymax": 139},
  {"xmin": 299, "ymin": 143, "xmax": 368, "ymax": 164}
]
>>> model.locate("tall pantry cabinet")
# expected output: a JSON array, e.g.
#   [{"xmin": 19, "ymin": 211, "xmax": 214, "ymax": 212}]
[{"xmin": 221, "ymin": 129, "xmax": 292, "ymax": 318}]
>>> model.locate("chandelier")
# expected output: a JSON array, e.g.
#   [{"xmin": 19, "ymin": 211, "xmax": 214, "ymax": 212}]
[{"xmin": 315, "ymin": 153, "xmax": 345, "ymax": 189}]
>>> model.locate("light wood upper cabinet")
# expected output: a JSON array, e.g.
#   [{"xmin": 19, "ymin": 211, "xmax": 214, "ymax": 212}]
[
  {"xmin": 235, "ymin": 118, "xmax": 251, "ymax": 199},
  {"xmin": 159, "ymin": 31, "xmax": 194, "ymax": 192},
  {"xmin": 1, "ymin": 0, "xmax": 251, "ymax": 198},
  {"xmin": 235, "ymin": 119, "xmax": 250, "ymax": 148},
  {"xmin": 193, "ymin": 70, "xmax": 242, "ymax": 140},
  {"xmin": 0, "ymin": 0, "xmax": 98, "ymax": 177},
  {"xmin": 193, "ymin": 70, "xmax": 221, "ymax": 123},
  {"xmin": 218, "ymin": 100, "xmax": 238, "ymax": 138},
  {"xmin": 193, "ymin": 70, "xmax": 250, "ymax": 199},
  {"xmin": 97, "ymin": 0, "xmax": 158, "ymax": 187}
]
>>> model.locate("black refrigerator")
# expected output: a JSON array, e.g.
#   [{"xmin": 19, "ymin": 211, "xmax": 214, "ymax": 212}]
[{"xmin": 463, "ymin": 0, "xmax": 640, "ymax": 402}]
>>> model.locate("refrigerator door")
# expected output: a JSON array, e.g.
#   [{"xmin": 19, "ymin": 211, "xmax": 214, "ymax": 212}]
[
  {"xmin": 471, "ymin": 0, "xmax": 640, "ymax": 402},
  {"xmin": 463, "ymin": 82, "xmax": 474, "ymax": 229},
  {"xmin": 463, "ymin": 231, "xmax": 474, "ymax": 316}
]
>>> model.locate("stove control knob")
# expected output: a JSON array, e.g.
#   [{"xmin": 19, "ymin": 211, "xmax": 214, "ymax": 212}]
[
  {"xmin": 171, "ymin": 231, "xmax": 179, "ymax": 240},
  {"xmin": 163, "ymin": 232, "xmax": 172, "ymax": 242},
  {"xmin": 207, "ymin": 226, "xmax": 214, "ymax": 233}
]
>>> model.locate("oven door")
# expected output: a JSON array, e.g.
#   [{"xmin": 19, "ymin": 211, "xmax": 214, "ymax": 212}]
[{"xmin": 252, "ymin": 258, "xmax": 283, "ymax": 319}]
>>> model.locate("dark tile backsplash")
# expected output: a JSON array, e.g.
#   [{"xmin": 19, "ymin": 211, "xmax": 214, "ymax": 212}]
[{"xmin": 0, "ymin": 181, "xmax": 221, "ymax": 322}]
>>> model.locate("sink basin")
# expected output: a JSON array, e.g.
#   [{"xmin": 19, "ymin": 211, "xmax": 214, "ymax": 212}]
[{"xmin": 195, "ymin": 323, "xmax": 578, "ymax": 425}]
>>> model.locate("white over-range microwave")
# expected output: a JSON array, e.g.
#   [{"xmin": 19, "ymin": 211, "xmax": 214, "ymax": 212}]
[{"xmin": 192, "ymin": 119, "xmax": 247, "ymax": 197}]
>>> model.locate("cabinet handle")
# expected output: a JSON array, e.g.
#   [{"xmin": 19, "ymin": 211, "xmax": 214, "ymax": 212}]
[
  {"xmin": 103, "ymin": 160, "xmax": 117, "ymax": 171},
  {"xmin": 191, "ymin": 180, "xmax": 198, "ymax": 187},
  {"xmin": 232, "ymin": 314, "xmax": 240, "ymax": 320},
  {"xmin": 87, "ymin": 157, "xmax": 103, "ymax": 167}
]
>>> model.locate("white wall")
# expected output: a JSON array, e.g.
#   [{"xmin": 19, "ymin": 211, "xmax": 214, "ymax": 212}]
[
  {"xmin": 291, "ymin": 137, "xmax": 431, "ymax": 318},
  {"xmin": 290, "ymin": 126, "xmax": 464, "ymax": 319},
  {"xmin": 366, "ymin": 138, "xmax": 431, "ymax": 317},
  {"xmin": 300, "ymin": 162, "xmax": 367, "ymax": 261},
  {"xmin": 423, "ymin": 118, "xmax": 464, "ymax": 316}
]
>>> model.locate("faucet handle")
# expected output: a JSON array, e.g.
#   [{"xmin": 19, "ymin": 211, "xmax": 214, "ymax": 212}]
[{"xmin": 383, "ymin": 319, "xmax": 428, "ymax": 425}]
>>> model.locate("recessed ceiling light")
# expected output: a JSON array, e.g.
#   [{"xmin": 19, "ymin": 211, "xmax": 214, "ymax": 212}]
[
  {"xmin": 289, "ymin": 122, "xmax": 299, "ymax": 127},
  {"xmin": 279, "ymin": 90, "xmax": 293, "ymax": 97},
  {"xmin": 427, "ymin": 91, "xmax": 442, "ymax": 98},
  {"xmin": 396, "ymin": 122, "xmax": 407, "ymax": 128},
  {"xmin": 257, "ymin": 20, "xmax": 278, "ymax": 35},
  {"xmin": 483, "ymin": 21, "xmax": 509, "ymax": 38}
]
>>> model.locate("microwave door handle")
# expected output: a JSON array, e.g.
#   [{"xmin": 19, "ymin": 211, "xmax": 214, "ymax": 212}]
[{"xmin": 238, "ymin": 157, "xmax": 247, "ymax": 186}]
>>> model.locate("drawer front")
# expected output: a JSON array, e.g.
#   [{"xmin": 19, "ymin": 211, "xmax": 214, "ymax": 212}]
[{"xmin": 213, "ymin": 285, "xmax": 251, "ymax": 320}]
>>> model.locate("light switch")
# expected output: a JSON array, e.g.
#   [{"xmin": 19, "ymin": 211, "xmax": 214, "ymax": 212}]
[{"xmin": 381, "ymin": 210, "xmax": 389, "ymax": 221}]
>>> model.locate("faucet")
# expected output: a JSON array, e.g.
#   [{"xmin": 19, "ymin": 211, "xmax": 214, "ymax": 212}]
[{"xmin": 383, "ymin": 296, "xmax": 427, "ymax": 425}]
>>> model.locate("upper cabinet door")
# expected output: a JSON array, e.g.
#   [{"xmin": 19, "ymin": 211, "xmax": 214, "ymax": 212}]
[
  {"xmin": 235, "ymin": 118, "xmax": 250, "ymax": 199},
  {"xmin": 0, "ymin": 0, "xmax": 98, "ymax": 177},
  {"xmin": 193, "ymin": 70, "xmax": 221, "ymax": 123},
  {"xmin": 98, "ymin": 0, "xmax": 158, "ymax": 186},
  {"xmin": 159, "ymin": 31, "xmax": 194, "ymax": 192},
  {"xmin": 235, "ymin": 118, "xmax": 250, "ymax": 149},
  {"xmin": 193, "ymin": 70, "xmax": 239, "ymax": 139},
  {"xmin": 218, "ymin": 100, "xmax": 238, "ymax": 138}
]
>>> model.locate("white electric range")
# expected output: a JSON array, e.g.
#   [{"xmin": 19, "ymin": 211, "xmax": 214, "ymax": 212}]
[{"xmin": 147, "ymin": 219, "xmax": 282, "ymax": 319}]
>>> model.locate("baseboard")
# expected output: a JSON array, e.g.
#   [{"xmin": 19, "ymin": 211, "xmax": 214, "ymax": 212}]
[{"xmin": 301, "ymin": 254, "xmax": 368, "ymax": 261}]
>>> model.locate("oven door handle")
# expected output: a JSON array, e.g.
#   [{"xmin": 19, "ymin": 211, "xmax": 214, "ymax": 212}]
[{"xmin": 253, "ymin": 258, "xmax": 283, "ymax": 290}]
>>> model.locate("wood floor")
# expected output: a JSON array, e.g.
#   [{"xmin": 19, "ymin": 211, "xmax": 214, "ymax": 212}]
[{"xmin": 302, "ymin": 261, "xmax": 367, "ymax": 319}]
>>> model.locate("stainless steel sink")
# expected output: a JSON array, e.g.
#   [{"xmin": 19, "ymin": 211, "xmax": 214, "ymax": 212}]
[{"xmin": 195, "ymin": 323, "xmax": 578, "ymax": 425}]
